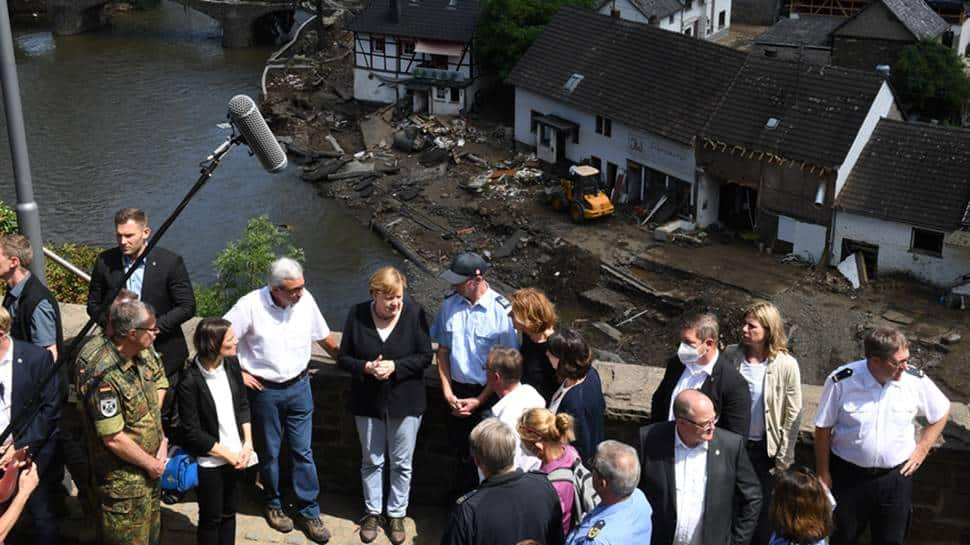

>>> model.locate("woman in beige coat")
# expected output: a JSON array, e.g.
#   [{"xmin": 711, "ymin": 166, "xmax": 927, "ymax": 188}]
[{"xmin": 723, "ymin": 301, "xmax": 802, "ymax": 545}]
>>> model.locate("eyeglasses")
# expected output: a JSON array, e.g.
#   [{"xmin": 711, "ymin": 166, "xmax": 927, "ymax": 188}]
[
  {"xmin": 134, "ymin": 326, "xmax": 160, "ymax": 334},
  {"xmin": 886, "ymin": 357, "xmax": 911, "ymax": 369},
  {"xmin": 678, "ymin": 415, "xmax": 719, "ymax": 432}
]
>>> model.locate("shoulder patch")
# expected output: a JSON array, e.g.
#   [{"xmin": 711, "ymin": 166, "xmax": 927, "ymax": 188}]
[
  {"xmin": 455, "ymin": 488, "xmax": 478, "ymax": 505},
  {"xmin": 905, "ymin": 366, "xmax": 925, "ymax": 378},
  {"xmin": 586, "ymin": 519, "xmax": 606, "ymax": 540},
  {"xmin": 98, "ymin": 388, "xmax": 119, "ymax": 418},
  {"xmin": 495, "ymin": 295, "xmax": 511, "ymax": 309},
  {"xmin": 833, "ymin": 368, "xmax": 853, "ymax": 382}
]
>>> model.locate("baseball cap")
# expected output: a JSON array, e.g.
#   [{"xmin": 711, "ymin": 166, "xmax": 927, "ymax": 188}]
[{"xmin": 441, "ymin": 252, "xmax": 488, "ymax": 284}]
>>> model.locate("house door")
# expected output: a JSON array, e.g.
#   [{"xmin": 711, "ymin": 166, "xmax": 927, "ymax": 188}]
[
  {"xmin": 719, "ymin": 182, "xmax": 758, "ymax": 230},
  {"xmin": 841, "ymin": 238, "xmax": 879, "ymax": 279},
  {"xmin": 536, "ymin": 124, "xmax": 558, "ymax": 164},
  {"xmin": 412, "ymin": 90, "xmax": 429, "ymax": 114},
  {"xmin": 626, "ymin": 161, "xmax": 644, "ymax": 203}
]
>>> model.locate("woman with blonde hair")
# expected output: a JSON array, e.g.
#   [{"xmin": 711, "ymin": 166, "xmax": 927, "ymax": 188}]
[
  {"xmin": 510, "ymin": 288, "xmax": 559, "ymax": 401},
  {"xmin": 769, "ymin": 466, "xmax": 833, "ymax": 545},
  {"xmin": 723, "ymin": 301, "xmax": 803, "ymax": 545},
  {"xmin": 337, "ymin": 266, "xmax": 434, "ymax": 545},
  {"xmin": 517, "ymin": 407, "xmax": 585, "ymax": 537}
]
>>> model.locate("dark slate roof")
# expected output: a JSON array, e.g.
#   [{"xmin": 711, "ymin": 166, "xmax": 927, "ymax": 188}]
[
  {"xmin": 754, "ymin": 15, "xmax": 845, "ymax": 48},
  {"xmin": 882, "ymin": 0, "xmax": 949, "ymax": 39},
  {"xmin": 837, "ymin": 118, "xmax": 970, "ymax": 232},
  {"xmin": 509, "ymin": 7, "xmax": 747, "ymax": 145},
  {"xmin": 596, "ymin": 0, "xmax": 684, "ymax": 19},
  {"xmin": 348, "ymin": 0, "xmax": 480, "ymax": 43},
  {"xmin": 702, "ymin": 56, "xmax": 886, "ymax": 168}
]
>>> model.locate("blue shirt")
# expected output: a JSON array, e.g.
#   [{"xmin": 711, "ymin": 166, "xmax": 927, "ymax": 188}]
[
  {"xmin": 6, "ymin": 273, "xmax": 57, "ymax": 348},
  {"xmin": 769, "ymin": 532, "xmax": 824, "ymax": 545},
  {"xmin": 430, "ymin": 287, "xmax": 518, "ymax": 385},
  {"xmin": 123, "ymin": 254, "xmax": 146, "ymax": 297},
  {"xmin": 566, "ymin": 488, "xmax": 653, "ymax": 545}
]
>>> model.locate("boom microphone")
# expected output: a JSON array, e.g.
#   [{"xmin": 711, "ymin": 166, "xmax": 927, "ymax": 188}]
[{"xmin": 227, "ymin": 95, "xmax": 287, "ymax": 173}]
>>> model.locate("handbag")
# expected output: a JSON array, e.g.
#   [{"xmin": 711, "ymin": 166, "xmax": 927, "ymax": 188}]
[{"xmin": 161, "ymin": 448, "xmax": 199, "ymax": 493}]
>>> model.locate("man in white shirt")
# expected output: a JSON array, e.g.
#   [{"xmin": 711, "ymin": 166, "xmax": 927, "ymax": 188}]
[
  {"xmin": 815, "ymin": 327, "xmax": 950, "ymax": 545},
  {"xmin": 485, "ymin": 347, "xmax": 545, "ymax": 472},
  {"xmin": 224, "ymin": 257, "xmax": 339, "ymax": 543},
  {"xmin": 638, "ymin": 390, "xmax": 761, "ymax": 545}
]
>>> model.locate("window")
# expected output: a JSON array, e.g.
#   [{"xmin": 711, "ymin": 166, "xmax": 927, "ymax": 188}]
[
  {"xmin": 370, "ymin": 36, "xmax": 385, "ymax": 53},
  {"xmin": 589, "ymin": 156, "xmax": 602, "ymax": 172},
  {"xmin": 540, "ymin": 125, "xmax": 551, "ymax": 146},
  {"xmin": 718, "ymin": 10, "xmax": 726, "ymax": 28},
  {"xmin": 400, "ymin": 40, "xmax": 415, "ymax": 54},
  {"xmin": 450, "ymin": 87, "xmax": 460, "ymax": 103},
  {"xmin": 684, "ymin": 27, "xmax": 693, "ymax": 37},
  {"xmin": 668, "ymin": 14, "xmax": 674, "ymax": 24},
  {"xmin": 430, "ymin": 54, "xmax": 448, "ymax": 69},
  {"xmin": 572, "ymin": 127, "xmax": 579, "ymax": 144},
  {"xmin": 435, "ymin": 87, "xmax": 447, "ymax": 100},
  {"xmin": 530, "ymin": 110, "xmax": 540, "ymax": 133},
  {"xmin": 685, "ymin": 0, "xmax": 692, "ymax": 9},
  {"xmin": 595, "ymin": 115, "xmax": 612, "ymax": 137},
  {"xmin": 911, "ymin": 228, "xmax": 944, "ymax": 257}
]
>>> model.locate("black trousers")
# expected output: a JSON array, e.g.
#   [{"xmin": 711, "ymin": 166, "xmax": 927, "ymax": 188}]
[
  {"xmin": 197, "ymin": 464, "xmax": 240, "ymax": 545},
  {"xmin": 830, "ymin": 454, "xmax": 912, "ymax": 545},
  {"xmin": 445, "ymin": 382, "xmax": 494, "ymax": 498},
  {"xmin": 746, "ymin": 440, "xmax": 773, "ymax": 545}
]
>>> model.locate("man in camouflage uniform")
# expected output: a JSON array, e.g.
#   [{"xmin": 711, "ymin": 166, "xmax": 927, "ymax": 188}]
[{"xmin": 78, "ymin": 299, "xmax": 168, "ymax": 545}]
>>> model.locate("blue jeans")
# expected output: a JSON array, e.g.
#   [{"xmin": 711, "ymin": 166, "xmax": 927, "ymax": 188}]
[
  {"xmin": 354, "ymin": 415, "xmax": 422, "ymax": 517},
  {"xmin": 250, "ymin": 376, "xmax": 320, "ymax": 519}
]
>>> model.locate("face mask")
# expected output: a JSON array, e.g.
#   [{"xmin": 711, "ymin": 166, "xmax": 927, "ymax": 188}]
[{"xmin": 677, "ymin": 342, "xmax": 704, "ymax": 366}]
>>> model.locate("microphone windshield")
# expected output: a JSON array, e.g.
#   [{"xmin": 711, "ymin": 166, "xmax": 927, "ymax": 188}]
[{"xmin": 228, "ymin": 95, "xmax": 287, "ymax": 173}]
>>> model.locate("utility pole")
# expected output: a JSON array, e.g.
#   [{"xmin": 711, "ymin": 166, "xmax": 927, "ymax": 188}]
[{"xmin": 0, "ymin": 0, "xmax": 46, "ymax": 283}]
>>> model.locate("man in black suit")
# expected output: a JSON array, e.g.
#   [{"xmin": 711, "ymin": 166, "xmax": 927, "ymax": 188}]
[
  {"xmin": 638, "ymin": 390, "xmax": 761, "ymax": 545},
  {"xmin": 0, "ymin": 306, "xmax": 63, "ymax": 544},
  {"xmin": 86, "ymin": 207, "xmax": 196, "ymax": 379},
  {"xmin": 650, "ymin": 313, "xmax": 751, "ymax": 437}
]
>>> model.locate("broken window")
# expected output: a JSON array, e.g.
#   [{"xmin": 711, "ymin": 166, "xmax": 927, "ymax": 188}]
[
  {"xmin": 911, "ymin": 228, "xmax": 944, "ymax": 257},
  {"xmin": 595, "ymin": 115, "xmax": 612, "ymax": 137},
  {"xmin": 450, "ymin": 87, "xmax": 460, "ymax": 103},
  {"xmin": 719, "ymin": 10, "xmax": 726, "ymax": 28},
  {"xmin": 371, "ymin": 36, "xmax": 385, "ymax": 53}
]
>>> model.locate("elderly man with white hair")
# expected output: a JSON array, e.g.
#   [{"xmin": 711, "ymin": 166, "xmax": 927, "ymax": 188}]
[{"xmin": 224, "ymin": 257, "xmax": 339, "ymax": 543}]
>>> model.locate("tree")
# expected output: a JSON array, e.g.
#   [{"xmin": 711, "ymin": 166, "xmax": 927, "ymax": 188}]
[
  {"xmin": 195, "ymin": 215, "xmax": 305, "ymax": 316},
  {"xmin": 891, "ymin": 40, "xmax": 970, "ymax": 124},
  {"xmin": 478, "ymin": 0, "xmax": 597, "ymax": 81}
]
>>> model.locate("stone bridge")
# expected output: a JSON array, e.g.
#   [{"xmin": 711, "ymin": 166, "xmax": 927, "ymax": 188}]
[{"xmin": 47, "ymin": 0, "xmax": 297, "ymax": 47}]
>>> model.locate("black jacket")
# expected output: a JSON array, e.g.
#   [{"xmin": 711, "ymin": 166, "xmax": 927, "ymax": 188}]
[
  {"xmin": 11, "ymin": 340, "xmax": 62, "ymax": 474},
  {"xmin": 337, "ymin": 297, "xmax": 433, "ymax": 418},
  {"xmin": 5, "ymin": 273, "xmax": 63, "ymax": 355},
  {"xmin": 176, "ymin": 357, "xmax": 251, "ymax": 459},
  {"xmin": 441, "ymin": 470, "xmax": 565, "ymax": 545},
  {"xmin": 637, "ymin": 422, "xmax": 762, "ymax": 545},
  {"xmin": 650, "ymin": 354, "xmax": 752, "ymax": 438},
  {"xmin": 557, "ymin": 367, "xmax": 606, "ymax": 462},
  {"xmin": 86, "ymin": 246, "xmax": 196, "ymax": 377}
]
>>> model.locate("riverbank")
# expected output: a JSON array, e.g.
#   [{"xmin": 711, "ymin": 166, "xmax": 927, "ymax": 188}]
[{"xmin": 258, "ymin": 19, "xmax": 970, "ymax": 400}]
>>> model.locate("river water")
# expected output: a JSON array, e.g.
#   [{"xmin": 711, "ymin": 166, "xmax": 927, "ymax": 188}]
[{"xmin": 0, "ymin": 2, "xmax": 399, "ymax": 321}]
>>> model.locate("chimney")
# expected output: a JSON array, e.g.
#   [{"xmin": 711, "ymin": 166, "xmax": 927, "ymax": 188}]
[
  {"xmin": 875, "ymin": 64, "xmax": 891, "ymax": 78},
  {"xmin": 389, "ymin": 0, "xmax": 400, "ymax": 22}
]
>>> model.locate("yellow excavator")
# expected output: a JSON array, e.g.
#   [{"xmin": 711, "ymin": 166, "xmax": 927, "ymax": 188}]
[{"xmin": 547, "ymin": 165, "xmax": 615, "ymax": 223}]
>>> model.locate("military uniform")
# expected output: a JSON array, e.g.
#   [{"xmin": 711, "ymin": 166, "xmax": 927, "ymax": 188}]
[{"xmin": 77, "ymin": 338, "xmax": 168, "ymax": 545}]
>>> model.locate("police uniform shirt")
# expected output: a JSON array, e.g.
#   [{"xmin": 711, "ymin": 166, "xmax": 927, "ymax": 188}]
[
  {"xmin": 430, "ymin": 287, "xmax": 519, "ymax": 385},
  {"xmin": 565, "ymin": 488, "xmax": 653, "ymax": 545},
  {"xmin": 815, "ymin": 359, "xmax": 950, "ymax": 469}
]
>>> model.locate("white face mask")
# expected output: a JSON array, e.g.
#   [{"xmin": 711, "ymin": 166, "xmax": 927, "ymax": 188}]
[{"xmin": 677, "ymin": 342, "xmax": 704, "ymax": 366}]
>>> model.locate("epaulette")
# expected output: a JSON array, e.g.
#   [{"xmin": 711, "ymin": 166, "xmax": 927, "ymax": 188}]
[
  {"xmin": 455, "ymin": 488, "xmax": 478, "ymax": 505},
  {"xmin": 832, "ymin": 368, "xmax": 853, "ymax": 382},
  {"xmin": 444, "ymin": 291, "xmax": 458, "ymax": 300},
  {"xmin": 905, "ymin": 366, "xmax": 925, "ymax": 378},
  {"xmin": 495, "ymin": 294, "xmax": 511, "ymax": 309},
  {"xmin": 586, "ymin": 519, "xmax": 606, "ymax": 540}
]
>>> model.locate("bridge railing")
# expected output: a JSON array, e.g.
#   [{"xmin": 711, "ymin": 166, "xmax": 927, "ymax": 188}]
[{"xmin": 44, "ymin": 246, "xmax": 91, "ymax": 284}]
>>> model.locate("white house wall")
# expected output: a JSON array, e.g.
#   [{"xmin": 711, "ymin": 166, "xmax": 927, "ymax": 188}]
[
  {"xmin": 956, "ymin": 20, "xmax": 970, "ymax": 56},
  {"xmin": 597, "ymin": 0, "xmax": 650, "ymax": 24},
  {"xmin": 835, "ymin": 81, "xmax": 900, "ymax": 198},
  {"xmin": 598, "ymin": 0, "xmax": 732, "ymax": 39},
  {"xmin": 832, "ymin": 211, "xmax": 970, "ymax": 286},
  {"xmin": 514, "ymin": 88, "xmax": 696, "ymax": 181},
  {"xmin": 777, "ymin": 214, "xmax": 827, "ymax": 263}
]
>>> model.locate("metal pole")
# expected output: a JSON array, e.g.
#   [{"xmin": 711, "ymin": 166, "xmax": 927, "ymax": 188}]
[{"xmin": 0, "ymin": 0, "xmax": 46, "ymax": 283}]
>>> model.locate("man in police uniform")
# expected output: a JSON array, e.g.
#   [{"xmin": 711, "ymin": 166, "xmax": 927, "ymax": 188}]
[
  {"xmin": 568, "ymin": 440, "xmax": 652, "ymax": 545},
  {"xmin": 80, "ymin": 300, "xmax": 168, "ymax": 545},
  {"xmin": 431, "ymin": 252, "xmax": 518, "ymax": 492},
  {"xmin": 815, "ymin": 327, "xmax": 950, "ymax": 545},
  {"xmin": 441, "ymin": 418, "xmax": 563, "ymax": 545}
]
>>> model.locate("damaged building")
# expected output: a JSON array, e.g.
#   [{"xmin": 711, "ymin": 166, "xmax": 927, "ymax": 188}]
[
  {"xmin": 349, "ymin": 0, "xmax": 484, "ymax": 115},
  {"xmin": 596, "ymin": 0, "xmax": 733, "ymax": 39}
]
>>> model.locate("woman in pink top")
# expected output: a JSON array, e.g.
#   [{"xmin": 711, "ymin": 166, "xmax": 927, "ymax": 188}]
[{"xmin": 518, "ymin": 408, "xmax": 581, "ymax": 537}]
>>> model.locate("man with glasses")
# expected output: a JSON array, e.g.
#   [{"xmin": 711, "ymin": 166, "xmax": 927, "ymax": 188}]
[
  {"xmin": 637, "ymin": 389, "xmax": 761, "ymax": 545},
  {"xmin": 81, "ymin": 300, "xmax": 167, "ymax": 545},
  {"xmin": 815, "ymin": 327, "xmax": 950, "ymax": 545},
  {"xmin": 224, "ymin": 257, "xmax": 339, "ymax": 543}
]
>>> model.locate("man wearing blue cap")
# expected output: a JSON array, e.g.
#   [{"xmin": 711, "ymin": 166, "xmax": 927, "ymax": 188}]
[{"xmin": 431, "ymin": 252, "xmax": 519, "ymax": 495}]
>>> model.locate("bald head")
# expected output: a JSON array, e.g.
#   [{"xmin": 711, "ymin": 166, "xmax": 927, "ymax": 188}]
[
  {"xmin": 673, "ymin": 389, "xmax": 717, "ymax": 447},
  {"xmin": 673, "ymin": 389, "xmax": 714, "ymax": 419}
]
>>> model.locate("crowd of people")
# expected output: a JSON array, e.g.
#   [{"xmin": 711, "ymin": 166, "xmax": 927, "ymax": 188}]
[{"xmin": 0, "ymin": 207, "xmax": 954, "ymax": 545}]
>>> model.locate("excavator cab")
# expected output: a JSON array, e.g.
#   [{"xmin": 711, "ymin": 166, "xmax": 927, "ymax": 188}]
[{"xmin": 548, "ymin": 165, "xmax": 615, "ymax": 223}]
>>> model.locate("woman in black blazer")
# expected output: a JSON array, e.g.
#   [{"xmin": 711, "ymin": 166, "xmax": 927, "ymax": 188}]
[
  {"xmin": 337, "ymin": 267, "xmax": 433, "ymax": 545},
  {"xmin": 178, "ymin": 317, "xmax": 253, "ymax": 545},
  {"xmin": 546, "ymin": 328, "xmax": 605, "ymax": 462}
]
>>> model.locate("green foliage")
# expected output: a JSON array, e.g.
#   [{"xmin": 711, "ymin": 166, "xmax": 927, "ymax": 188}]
[
  {"xmin": 478, "ymin": 0, "xmax": 597, "ymax": 81},
  {"xmin": 891, "ymin": 41, "xmax": 970, "ymax": 124},
  {"xmin": 195, "ymin": 215, "xmax": 305, "ymax": 317},
  {"xmin": 0, "ymin": 201, "xmax": 17, "ymax": 236},
  {"xmin": 45, "ymin": 242, "xmax": 102, "ymax": 304}
]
